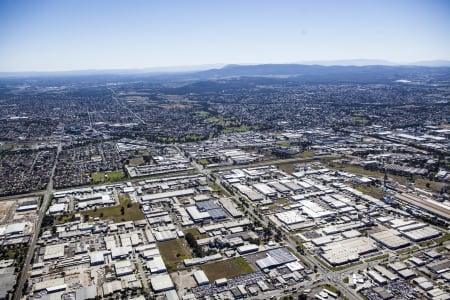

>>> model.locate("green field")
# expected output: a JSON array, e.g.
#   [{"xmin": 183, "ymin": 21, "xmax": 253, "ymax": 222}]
[
  {"xmin": 84, "ymin": 194, "xmax": 144, "ymax": 222},
  {"xmin": 91, "ymin": 170, "xmax": 125, "ymax": 183},
  {"xmin": 221, "ymin": 125, "xmax": 250, "ymax": 134},
  {"xmin": 355, "ymin": 185, "xmax": 388, "ymax": 199},
  {"xmin": 200, "ymin": 257, "xmax": 254, "ymax": 281},
  {"xmin": 197, "ymin": 159, "xmax": 209, "ymax": 166},
  {"xmin": 158, "ymin": 239, "xmax": 192, "ymax": 272},
  {"xmin": 295, "ymin": 150, "xmax": 315, "ymax": 158},
  {"xmin": 107, "ymin": 171, "xmax": 125, "ymax": 181},
  {"xmin": 91, "ymin": 172, "xmax": 106, "ymax": 183},
  {"xmin": 129, "ymin": 157, "xmax": 145, "ymax": 166}
]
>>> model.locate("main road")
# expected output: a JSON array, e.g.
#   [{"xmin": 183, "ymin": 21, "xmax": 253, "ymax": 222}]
[
  {"xmin": 14, "ymin": 143, "xmax": 61, "ymax": 300},
  {"xmin": 108, "ymin": 87, "xmax": 146, "ymax": 125}
]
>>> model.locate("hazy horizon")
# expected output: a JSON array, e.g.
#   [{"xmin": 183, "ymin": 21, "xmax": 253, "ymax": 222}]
[{"xmin": 1, "ymin": 0, "xmax": 450, "ymax": 72}]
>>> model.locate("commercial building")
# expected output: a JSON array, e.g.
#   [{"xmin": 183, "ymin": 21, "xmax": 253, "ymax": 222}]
[
  {"xmin": 237, "ymin": 244, "xmax": 259, "ymax": 255},
  {"xmin": 193, "ymin": 270, "xmax": 209, "ymax": 286},
  {"xmin": 320, "ymin": 237, "xmax": 377, "ymax": 266},
  {"xmin": 370, "ymin": 230, "xmax": 410, "ymax": 250},
  {"xmin": 150, "ymin": 274, "xmax": 175, "ymax": 292},
  {"xmin": 256, "ymin": 247, "xmax": 297, "ymax": 270}
]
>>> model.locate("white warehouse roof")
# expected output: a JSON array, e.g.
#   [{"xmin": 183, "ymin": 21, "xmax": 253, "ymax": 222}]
[{"xmin": 193, "ymin": 270, "xmax": 209, "ymax": 285}]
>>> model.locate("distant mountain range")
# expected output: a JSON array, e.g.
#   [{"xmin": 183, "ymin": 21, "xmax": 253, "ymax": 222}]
[
  {"xmin": 1, "ymin": 60, "xmax": 449, "ymax": 79},
  {"xmin": 298, "ymin": 59, "xmax": 450, "ymax": 67}
]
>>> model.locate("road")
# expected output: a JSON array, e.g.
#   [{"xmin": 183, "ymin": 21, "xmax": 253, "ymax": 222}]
[
  {"xmin": 14, "ymin": 143, "xmax": 61, "ymax": 300},
  {"xmin": 108, "ymin": 88, "xmax": 146, "ymax": 125}
]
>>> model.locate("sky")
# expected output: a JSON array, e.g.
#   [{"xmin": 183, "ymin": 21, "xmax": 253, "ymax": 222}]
[{"xmin": 0, "ymin": 0, "xmax": 449, "ymax": 72}]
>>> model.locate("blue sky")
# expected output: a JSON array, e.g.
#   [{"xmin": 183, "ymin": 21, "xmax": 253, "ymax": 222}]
[{"xmin": 0, "ymin": 0, "xmax": 449, "ymax": 72}]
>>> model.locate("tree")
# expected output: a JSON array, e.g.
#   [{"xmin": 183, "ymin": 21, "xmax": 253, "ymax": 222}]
[
  {"xmin": 120, "ymin": 206, "xmax": 125, "ymax": 215},
  {"xmin": 185, "ymin": 233, "xmax": 204, "ymax": 257}
]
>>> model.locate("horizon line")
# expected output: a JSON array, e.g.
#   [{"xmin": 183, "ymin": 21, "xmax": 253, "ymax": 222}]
[{"xmin": 1, "ymin": 59, "xmax": 450, "ymax": 75}]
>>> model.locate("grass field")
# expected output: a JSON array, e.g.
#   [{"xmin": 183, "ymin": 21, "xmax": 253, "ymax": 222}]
[
  {"xmin": 107, "ymin": 171, "xmax": 125, "ymax": 181},
  {"xmin": 158, "ymin": 239, "xmax": 192, "ymax": 272},
  {"xmin": 221, "ymin": 125, "xmax": 250, "ymax": 134},
  {"xmin": 91, "ymin": 170, "xmax": 125, "ymax": 183},
  {"xmin": 129, "ymin": 157, "xmax": 145, "ymax": 166},
  {"xmin": 91, "ymin": 172, "xmax": 106, "ymax": 183},
  {"xmin": 329, "ymin": 163, "xmax": 446, "ymax": 193},
  {"xmin": 200, "ymin": 257, "xmax": 254, "ymax": 281},
  {"xmin": 330, "ymin": 164, "xmax": 382, "ymax": 178},
  {"xmin": 84, "ymin": 194, "xmax": 144, "ymax": 222},
  {"xmin": 354, "ymin": 185, "xmax": 388, "ymax": 199},
  {"xmin": 414, "ymin": 178, "xmax": 448, "ymax": 193},
  {"xmin": 276, "ymin": 163, "xmax": 297, "ymax": 174},
  {"xmin": 197, "ymin": 159, "xmax": 209, "ymax": 166},
  {"xmin": 295, "ymin": 150, "xmax": 315, "ymax": 158}
]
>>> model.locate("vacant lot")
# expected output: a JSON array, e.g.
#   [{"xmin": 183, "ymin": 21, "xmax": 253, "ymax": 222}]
[
  {"xmin": 354, "ymin": 185, "xmax": 388, "ymax": 199},
  {"xmin": 85, "ymin": 194, "xmax": 144, "ymax": 222},
  {"xmin": 91, "ymin": 171, "xmax": 125, "ymax": 184},
  {"xmin": 158, "ymin": 239, "xmax": 192, "ymax": 272},
  {"xmin": 201, "ymin": 257, "xmax": 254, "ymax": 281}
]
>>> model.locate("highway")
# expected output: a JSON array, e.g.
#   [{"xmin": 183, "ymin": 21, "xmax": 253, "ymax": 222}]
[{"xmin": 14, "ymin": 143, "xmax": 61, "ymax": 300}]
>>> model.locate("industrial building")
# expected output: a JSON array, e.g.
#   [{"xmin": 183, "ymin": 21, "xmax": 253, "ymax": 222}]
[
  {"xmin": 256, "ymin": 247, "xmax": 297, "ymax": 270},
  {"xmin": 193, "ymin": 270, "xmax": 209, "ymax": 286},
  {"xmin": 150, "ymin": 274, "xmax": 175, "ymax": 292}
]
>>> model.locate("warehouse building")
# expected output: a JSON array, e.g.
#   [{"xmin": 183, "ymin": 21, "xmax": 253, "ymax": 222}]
[
  {"xmin": 401, "ymin": 226, "xmax": 442, "ymax": 242},
  {"xmin": 232, "ymin": 184, "xmax": 264, "ymax": 202},
  {"xmin": 256, "ymin": 247, "xmax": 297, "ymax": 270},
  {"xmin": 370, "ymin": 230, "xmax": 410, "ymax": 250},
  {"xmin": 186, "ymin": 206, "xmax": 211, "ymax": 222},
  {"xmin": 146, "ymin": 256, "xmax": 166, "ymax": 274},
  {"xmin": 196, "ymin": 201, "xmax": 227, "ymax": 220},
  {"xmin": 368, "ymin": 270, "xmax": 387, "ymax": 285},
  {"xmin": 237, "ymin": 244, "xmax": 259, "ymax": 254},
  {"xmin": 320, "ymin": 237, "xmax": 377, "ymax": 266},
  {"xmin": 44, "ymin": 243, "xmax": 66, "ymax": 261},
  {"xmin": 373, "ymin": 265, "xmax": 398, "ymax": 281},
  {"xmin": 253, "ymin": 183, "xmax": 277, "ymax": 197},
  {"xmin": 150, "ymin": 274, "xmax": 175, "ymax": 293},
  {"xmin": 193, "ymin": 270, "xmax": 209, "ymax": 286},
  {"xmin": 141, "ymin": 189, "xmax": 195, "ymax": 203}
]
